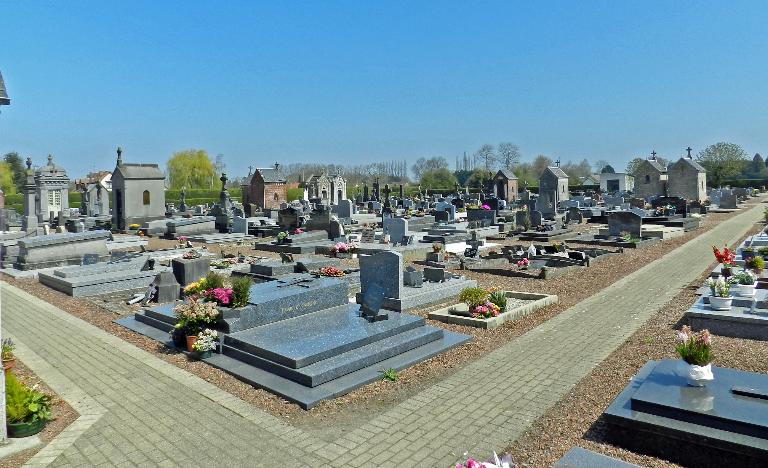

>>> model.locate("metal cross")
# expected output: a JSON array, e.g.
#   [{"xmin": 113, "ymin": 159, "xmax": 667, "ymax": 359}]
[
  {"xmin": 651, "ymin": 150, "xmax": 657, "ymax": 159},
  {"xmin": 686, "ymin": 147, "xmax": 693, "ymax": 158}
]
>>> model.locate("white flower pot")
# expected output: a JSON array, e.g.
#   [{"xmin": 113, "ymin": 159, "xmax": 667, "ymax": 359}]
[
  {"xmin": 685, "ymin": 363, "xmax": 714, "ymax": 387},
  {"xmin": 709, "ymin": 296, "xmax": 732, "ymax": 310},
  {"xmin": 738, "ymin": 284, "xmax": 756, "ymax": 297}
]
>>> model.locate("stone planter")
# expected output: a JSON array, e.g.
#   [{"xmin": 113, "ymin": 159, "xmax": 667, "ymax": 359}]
[
  {"xmin": 194, "ymin": 350, "xmax": 212, "ymax": 360},
  {"xmin": 738, "ymin": 284, "xmax": 756, "ymax": 297},
  {"xmin": 7, "ymin": 419, "xmax": 46, "ymax": 438},
  {"xmin": 172, "ymin": 257, "xmax": 211, "ymax": 287},
  {"xmin": 709, "ymin": 296, "xmax": 732, "ymax": 311}
]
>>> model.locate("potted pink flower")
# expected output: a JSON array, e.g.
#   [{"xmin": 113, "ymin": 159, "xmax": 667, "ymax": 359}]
[{"xmin": 675, "ymin": 326, "xmax": 714, "ymax": 386}]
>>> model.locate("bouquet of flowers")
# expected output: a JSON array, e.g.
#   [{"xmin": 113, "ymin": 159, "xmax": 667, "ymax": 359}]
[
  {"xmin": 173, "ymin": 299, "xmax": 219, "ymax": 334},
  {"xmin": 712, "ymin": 245, "xmax": 736, "ymax": 267},
  {"xmin": 471, "ymin": 301, "xmax": 501, "ymax": 319},
  {"xmin": 292, "ymin": 228, "xmax": 304, "ymax": 235},
  {"xmin": 456, "ymin": 452, "xmax": 516, "ymax": 468},
  {"xmin": 177, "ymin": 236, "xmax": 188, "ymax": 247},
  {"xmin": 516, "ymin": 258, "xmax": 530, "ymax": 270},
  {"xmin": 706, "ymin": 277, "xmax": 731, "ymax": 297},
  {"xmin": 182, "ymin": 249, "xmax": 201, "ymax": 259},
  {"xmin": 676, "ymin": 325, "xmax": 713, "ymax": 366},
  {"xmin": 331, "ymin": 242, "xmax": 352, "ymax": 254},
  {"xmin": 191, "ymin": 329, "xmax": 219, "ymax": 352},
  {"xmin": 318, "ymin": 266, "xmax": 345, "ymax": 277},
  {"xmin": 481, "ymin": 204, "xmax": 491, "ymax": 210},
  {"xmin": 203, "ymin": 287, "xmax": 234, "ymax": 306}
]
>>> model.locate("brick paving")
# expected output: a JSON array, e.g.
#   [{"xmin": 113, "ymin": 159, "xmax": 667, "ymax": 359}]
[{"xmin": 2, "ymin": 202, "xmax": 763, "ymax": 467}]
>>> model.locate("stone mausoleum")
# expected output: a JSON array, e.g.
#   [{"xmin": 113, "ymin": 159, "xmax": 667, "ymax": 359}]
[
  {"xmin": 493, "ymin": 169, "xmax": 518, "ymax": 201},
  {"xmin": 34, "ymin": 155, "xmax": 70, "ymax": 223},
  {"xmin": 242, "ymin": 163, "xmax": 287, "ymax": 213},
  {"xmin": 307, "ymin": 171, "xmax": 346, "ymax": 205},
  {"xmin": 111, "ymin": 148, "xmax": 166, "ymax": 231},
  {"xmin": 667, "ymin": 150, "xmax": 707, "ymax": 202},
  {"xmin": 632, "ymin": 153, "xmax": 667, "ymax": 200},
  {"xmin": 536, "ymin": 166, "xmax": 569, "ymax": 217}
]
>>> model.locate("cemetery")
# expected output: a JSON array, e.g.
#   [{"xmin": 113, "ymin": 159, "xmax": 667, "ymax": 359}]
[{"xmin": 3, "ymin": 63, "xmax": 768, "ymax": 466}]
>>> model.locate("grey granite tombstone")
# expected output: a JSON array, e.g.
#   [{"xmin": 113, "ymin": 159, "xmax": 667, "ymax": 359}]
[
  {"xmin": 424, "ymin": 266, "xmax": 450, "ymax": 282},
  {"xmin": 171, "ymin": 256, "xmax": 211, "ymax": 287},
  {"xmin": 82, "ymin": 254, "xmax": 100, "ymax": 265},
  {"xmin": 336, "ymin": 199, "xmax": 354, "ymax": 218},
  {"xmin": 360, "ymin": 282, "xmax": 388, "ymax": 321},
  {"xmin": 154, "ymin": 271, "xmax": 180, "ymax": 303},
  {"xmin": 359, "ymin": 251, "xmax": 403, "ymax": 300},
  {"xmin": 719, "ymin": 193, "xmax": 738, "ymax": 209},
  {"xmin": 403, "ymin": 267, "xmax": 423, "ymax": 288},
  {"xmin": 383, "ymin": 217, "xmax": 408, "ymax": 243},
  {"xmin": 607, "ymin": 211, "xmax": 642, "ymax": 238},
  {"xmin": 529, "ymin": 210, "xmax": 543, "ymax": 227}
]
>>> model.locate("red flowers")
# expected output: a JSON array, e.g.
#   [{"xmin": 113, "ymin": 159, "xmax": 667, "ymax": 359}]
[{"xmin": 712, "ymin": 245, "xmax": 735, "ymax": 267}]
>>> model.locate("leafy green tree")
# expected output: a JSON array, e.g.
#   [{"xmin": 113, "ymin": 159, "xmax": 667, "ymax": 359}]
[
  {"xmin": 747, "ymin": 153, "xmax": 766, "ymax": 177},
  {"xmin": 696, "ymin": 142, "xmax": 748, "ymax": 187},
  {"xmin": 453, "ymin": 169, "xmax": 473, "ymax": 186},
  {"xmin": 420, "ymin": 168, "xmax": 457, "ymax": 190},
  {"xmin": 166, "ymin": 149, "xmax": 216, "ymax": 190},
  {"xmin": 466, "ymin": 169, "xmax": 490, "ymax": 189},
  {"xmin": 0, "ymin": 162, "xmax": 17, "ymax": 195},
  {"xmin": 600, "ymin": 164, "xmax": 615, "ymax": 173},
  {"xmin": 3, "ymin": 152, "xmax": 25, "ymax": 192}
]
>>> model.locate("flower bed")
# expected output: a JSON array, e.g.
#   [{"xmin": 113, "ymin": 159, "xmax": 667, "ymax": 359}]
[{"xmin": 429, "ymin": 292, "xmax": 559, "ymax": 329}]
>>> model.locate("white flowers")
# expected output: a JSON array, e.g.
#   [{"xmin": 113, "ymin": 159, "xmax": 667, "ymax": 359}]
[{"xmin": 707, "ymin": 277, "xmax": 731, "ymax": 298}]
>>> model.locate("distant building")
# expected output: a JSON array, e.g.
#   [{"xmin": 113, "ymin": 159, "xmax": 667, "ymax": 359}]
[
  {"xmin": 600, "ymin": 172, "xmax": 634, "ymax": 193},
  {"xmin": 632, "ymin": 154, "xmax": 667, "ymax": 200},
  {"xmin": 75, "ymin": 171, "xmax": 112, "ymax": 217},
  {"xmin": 493, "ymin": 169, "xmax": 518, "ymax": 201},
  {"xmin": 0, "ymin": 70, "xmax": 9, "ymax": 106},
  {"xmin": 579, "ymin": 174, "xmax": 601, "ymax": 187},
  {"xmin": 667, "ymin": 154, "xmax": 706, "ymax": 201},
  {"xmin": 111, "ymin": 148, "xmax": 166, "ymax": 231},
  {"xmin": 536, "ymin": 166, "xmax": 569, "ymax": 218},
  {"xmin": 35, "ymin": 155, "xmax": 70, "ymax": 222},
  {"xmin": 307, "ymin": 171, "xmax": 347, "ymax": 205},
  {"xmin": 241, "ymin": 163, "xmax": 287, "ymax": 213}
]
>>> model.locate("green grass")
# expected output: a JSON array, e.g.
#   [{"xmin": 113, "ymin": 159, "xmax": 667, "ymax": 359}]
[{"xmin": 381, "ymin": 368, "xmax": 398, "ymax": 382}]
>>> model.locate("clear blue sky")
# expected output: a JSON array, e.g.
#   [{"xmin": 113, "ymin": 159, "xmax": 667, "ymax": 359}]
[{"xmin": 2, "ymin": 0, "xmax": 768, "ymax": 178}]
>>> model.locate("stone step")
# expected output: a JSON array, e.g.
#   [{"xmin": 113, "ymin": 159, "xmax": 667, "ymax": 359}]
[
  {"xmin": 134, "ymin": 311, "xmax": 175, "ymax": 333},
  {"xmin": 143, "ymin": 303, "xmax": 181, "ymax": 326},
  {"xmin": 223, "ymin": 325, "xmax": 443, "ymax": 387},
  {"xmin": 224, "ymin": 305, "xmax": 426, "ymax": 368}
]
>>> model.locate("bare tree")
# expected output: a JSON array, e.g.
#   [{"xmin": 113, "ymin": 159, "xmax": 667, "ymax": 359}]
[
  {"xmin": 497, "ymin": 142, "xmax": 521, "ymax": 170},
  {"xmin": 473, "ymin": 144, "xmax": 497, "ymax": 172}
]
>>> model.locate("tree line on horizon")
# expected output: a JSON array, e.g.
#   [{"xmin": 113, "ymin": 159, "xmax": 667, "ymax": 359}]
[{"xmin": 0, "ymin": 141, "xmax": 761, "ymax": 196}]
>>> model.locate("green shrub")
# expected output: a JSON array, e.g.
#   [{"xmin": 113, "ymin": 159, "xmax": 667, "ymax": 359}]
[
  {"xmin": 5, "ymin": 373, "xmax": 52, "ymax": 424},
  {"xmin": 381, "ymin": 368, "xmax": 398, "ymax": 382},
  {"xmin": 200, "ymin": 271, "xmax": 225, "ymax": 291},
  {"xmin": 458, "ymin": 287, "xmax": 488, "ymax": 308},
  {"xmin": 747, "ymin": 256, "xmax": 765, "ymax": 270},
  {"xmin": 231, "ymin": 277, "xmax": 252, "ymax": 308},
  {"xmin": 488, "ymin": 291, "xmax": 507, "ymax": 311},
  {"xmin": 287, "ymin": 187, "xmax": 304, "ymax": 201},
  {"xmin": 758, "ymin": 247, "xmax": 768, "ymax": 257}
]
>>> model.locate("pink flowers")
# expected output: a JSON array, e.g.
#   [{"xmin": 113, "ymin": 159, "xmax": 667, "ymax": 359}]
[
  {"xmin": 292, "ymin": 228, "xmax": 304, "ymax": 235},
  {"xmin": 481, "ymin": 204, "xmax": 491, "ymax": 210},
  {"xmin": 471, "ymin": 301, "xmax": 501, "ymax": 319},
  {"xmin": 516, "ymin": 258, "xmax": 530, "ymax": 269},
  {"xmin": 204, "ymin": 287, "xmax": 233, "ymax": 306}
]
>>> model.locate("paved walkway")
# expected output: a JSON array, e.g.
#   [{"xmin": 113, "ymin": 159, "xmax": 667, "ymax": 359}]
[{"xmin": 2, "ymin": 202, "xmax": 764, "ymax": 467}]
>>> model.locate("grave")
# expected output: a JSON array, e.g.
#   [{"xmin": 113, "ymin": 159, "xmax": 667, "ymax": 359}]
[
  {"xmin": 166, "ymin": 217, "xmax": 216, "ymax": 237},
  {"xmin": 38, "ymin": 257, "xmax": 164, "ymax": 297},
  {"xmin": 719, "ymin": 193, "xmax": 738, "ymax": 209},
  {"xmin": 355, "ymin": 251, "xmax": 476, "ymax": 311},
  {"xmin": 607, "ymin": 211, "xmax": 642, "ymax": 238},
  {"xmin": 428, "ymin": 291, "xmax": 558, "ymax": 329},
  {"xmin": 117, "ymin": 273, "xmax": 471, "ymax": 409},
  {"xmin": 171, "ymin": 256, "xmax": 211, "ymax": 287},
  {"xmin": 246, "ymin": 257, "xmax": 341, "ymax": 278},
  {"xmin": 604, "ymin": 359, "xmax": 768, "ymax": 466},
  {"xmin": 15, "ymin": 230, "xmax": 111, "ymax": 270}
]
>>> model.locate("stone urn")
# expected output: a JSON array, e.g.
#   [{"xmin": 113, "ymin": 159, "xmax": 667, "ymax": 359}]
[{"xmin": 709, "ymin": 296, "xmax": 732, "ymax": 311}]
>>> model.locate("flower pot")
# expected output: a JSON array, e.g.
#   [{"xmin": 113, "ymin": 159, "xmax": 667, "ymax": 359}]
[
  {"xmin": 738, "ymin": 284, "xmax": 756, "ymax": 297},
  {"xmin": 3, "ymin": 358, "xmax": 15, "ymax": 373},
  {"xmin": 195, "ymin": 350, "xmax": 212, "ymax": 360},
  {"xmin": 720, "ymin": 267, "xmax": 732, "ymax": 278},
  {"xmin": 185, "ymin": 335, "xmax": 198, "ymax": 353},
  {"xmin": 684, "ymin": 363, "xmax": 714, "ymax": 387},
  {"xmin": 170, "ymin": 328, "xmax": 186, "ymax": 347},
  {"xmin": 7, "ymin": 419, "xmax": 46, "ymax": 438},
  {"xmin": 709, "ymin": 296, "xmax": 732, "ymax": 310}
]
